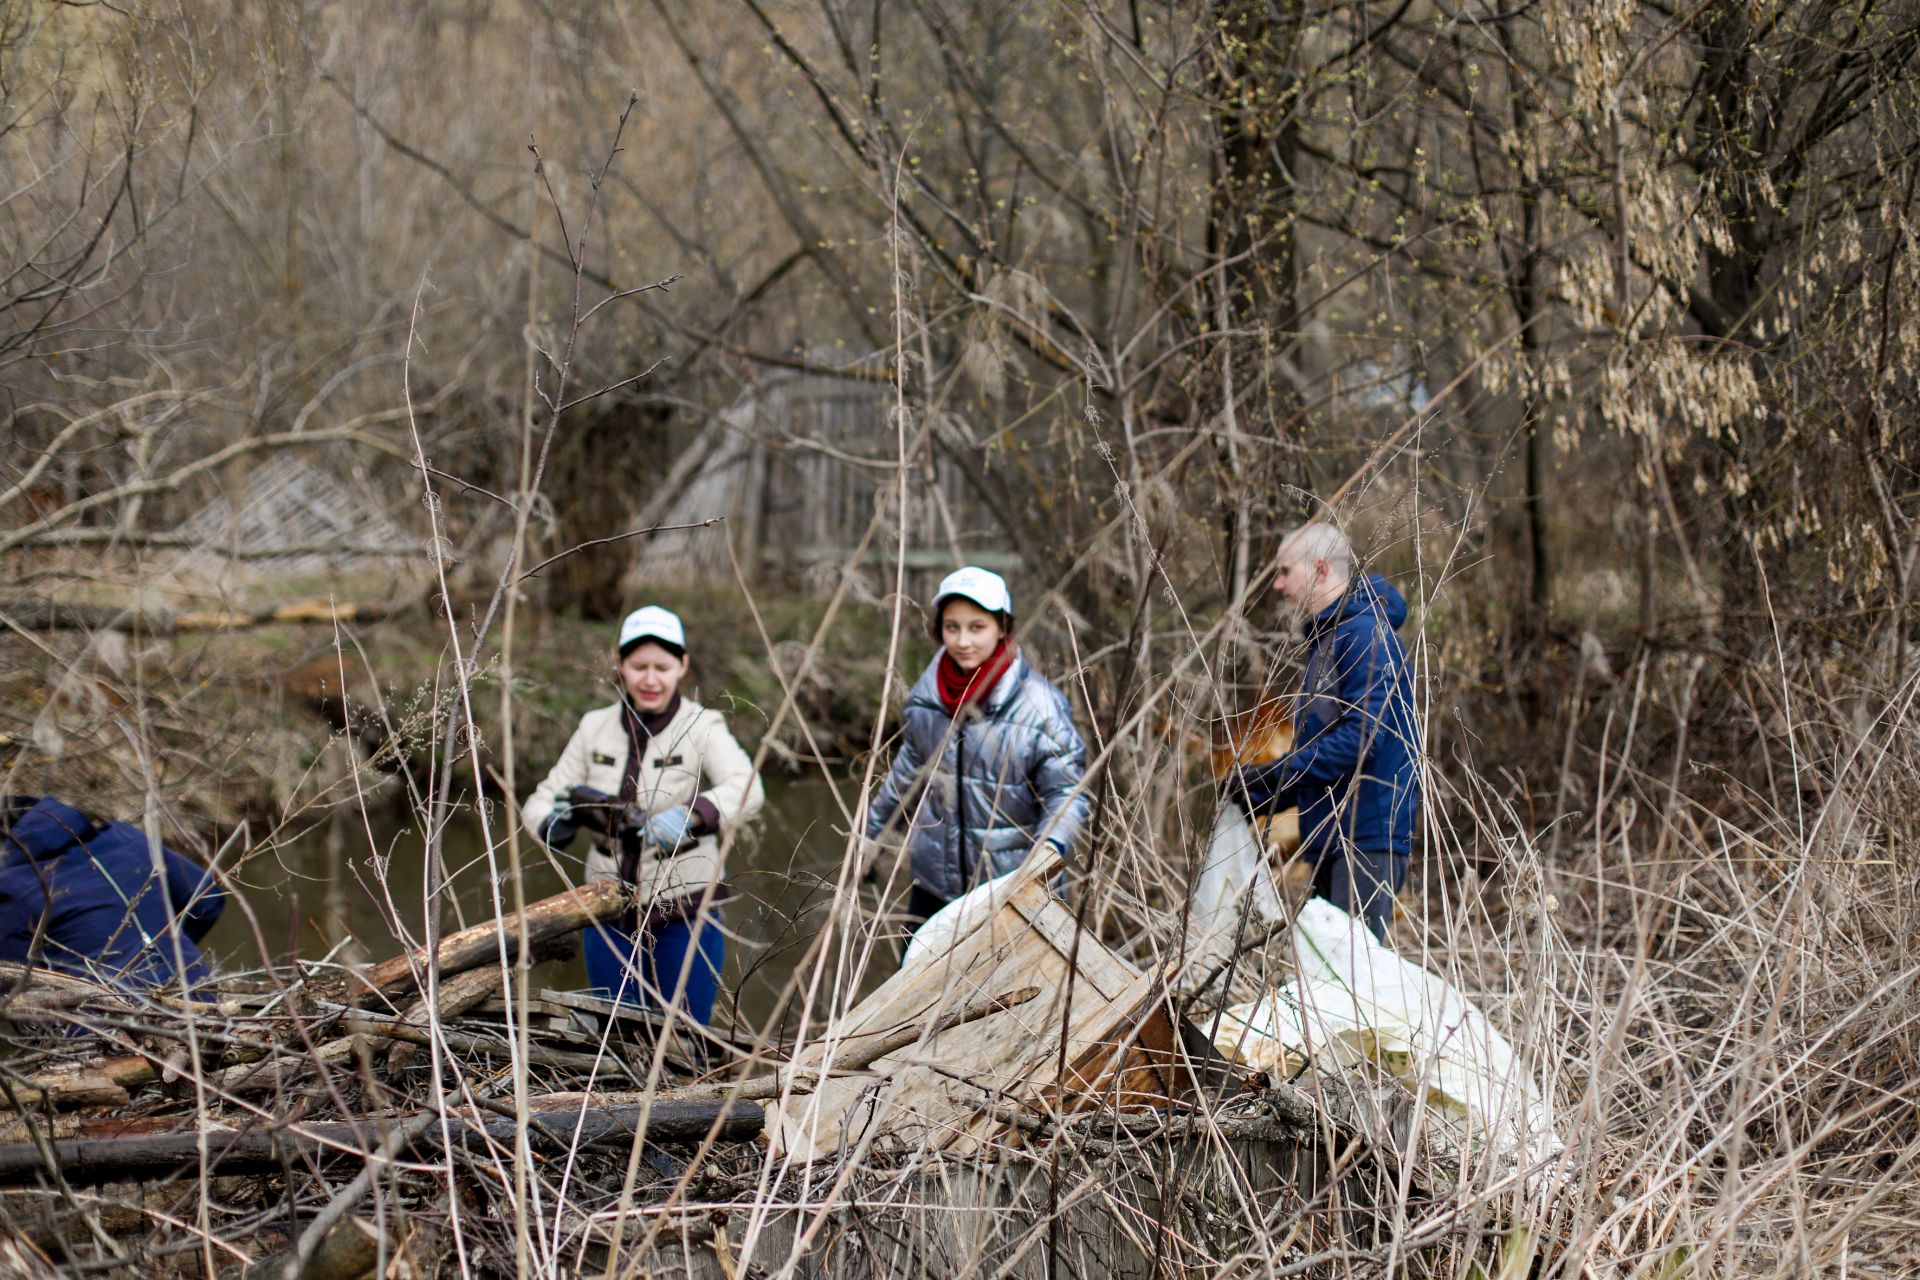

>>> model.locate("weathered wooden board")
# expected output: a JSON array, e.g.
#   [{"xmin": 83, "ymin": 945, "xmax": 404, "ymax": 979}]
[{"xmin": 765, "ymin": 855, "xmax": 1188, "ymax": 1162}]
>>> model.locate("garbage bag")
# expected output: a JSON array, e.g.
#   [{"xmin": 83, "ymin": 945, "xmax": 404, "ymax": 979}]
[
  {"xmin": 1183, "ymin": 805, "xmax": 1287, "ymax": 972},
  {"xmin": 902, "ymin": 849, "xmax": 1072, "ymax": 968},
  {"xmin": 1212, "ymin": 898, "xmax": 1562, "ymax": 1167},
  {"xmin": 901, "ymin": 876, "xmax": 1007, "ymax": 968}
]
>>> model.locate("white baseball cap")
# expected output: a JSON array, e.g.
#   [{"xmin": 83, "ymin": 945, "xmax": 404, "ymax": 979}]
[
  {"xmin": 618, "ymin": 605, "xmax": 686, "ymax": 656},
  {"xmin": 930, "ymin": 566, "xmax": 1013, "ymax": 620}
]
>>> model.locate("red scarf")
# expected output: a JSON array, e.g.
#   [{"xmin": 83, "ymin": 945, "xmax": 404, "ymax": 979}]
[{"xmin": 937, "ymin": 638, "xmax": 1016, "ymax": 715}]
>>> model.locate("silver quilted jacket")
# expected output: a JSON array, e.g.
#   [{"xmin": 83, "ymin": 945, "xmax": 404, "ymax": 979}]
[{"xmin": 864, "ymin": 651, "xmax": 1090, "ymax": 902}]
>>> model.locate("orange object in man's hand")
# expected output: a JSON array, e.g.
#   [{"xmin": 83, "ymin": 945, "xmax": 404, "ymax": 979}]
[{"xmin": 1210, "ymin": 700, "xmax": 1302, "ymax": 860}]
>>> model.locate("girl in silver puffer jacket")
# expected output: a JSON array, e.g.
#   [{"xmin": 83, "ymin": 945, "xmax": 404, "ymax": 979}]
[{"xmin": 864, "ymin": 567, "xmax": 1091, "ymax": 930}]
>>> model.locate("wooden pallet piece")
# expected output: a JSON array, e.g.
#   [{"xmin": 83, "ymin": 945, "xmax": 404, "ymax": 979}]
[{"xmin": 765, "ymin": 853, "xmax": 1188, "ymax": 1162}]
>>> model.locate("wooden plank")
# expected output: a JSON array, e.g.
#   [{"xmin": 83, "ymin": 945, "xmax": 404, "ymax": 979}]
[
  {"xmin": 767, "ymin": 852, "xmax": 1183, "ymax": 1162},
  {"xmin": 1004, "ymin": 890, "xmax": 1139, "ymax": 1002},
  {"xmin": 1045, "ymin": 981, "xmax": 1183, "ymax": 1112},
  {"xmin": 536, "ymin": 987, "xmax": 672, "ymax": 1028},
  {"xmin": 616, "ymin": 1121, "xmax": 1360, "ymax": 1280},
  {"xmin": 769, "ymin": 885, "xmax": 1069, "ymax": 1158},
  {"xmin": 468, "ymin": 997, "xmax": 575, "ymax": 1029}
]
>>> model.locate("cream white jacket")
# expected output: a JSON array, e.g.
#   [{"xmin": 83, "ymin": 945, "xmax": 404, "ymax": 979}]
[{"xmin": 522, "ymin": 698, "xmax": 765, "ymax": 906}]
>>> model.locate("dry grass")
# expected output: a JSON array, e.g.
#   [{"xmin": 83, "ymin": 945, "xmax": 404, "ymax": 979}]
[{"xmin": 1, "ymin": 552, "xmax": 1915, "ymax": 1278}]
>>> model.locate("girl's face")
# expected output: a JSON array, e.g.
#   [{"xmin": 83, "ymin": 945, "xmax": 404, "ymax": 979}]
[
  {"xmin": 941, "ymin": 598, "xmax": 1006, "ymax": 672},
  {"xmin": 619, "ymin": 642, "xmax": 689, "ymax": 712}
]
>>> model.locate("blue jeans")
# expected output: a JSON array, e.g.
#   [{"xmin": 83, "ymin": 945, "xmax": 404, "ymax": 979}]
[
  {"xmin": 581, "ymin": 912, "xmax": 725, "ymax": 1026},
  {"xmin": 1311, "ymin": 848, "xmax": 1410, "ymax": 942}
]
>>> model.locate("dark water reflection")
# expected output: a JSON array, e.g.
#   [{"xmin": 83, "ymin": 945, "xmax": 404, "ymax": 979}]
[{"xmin": 205, "ymin": 775, "xmax": 882, "ymax": 1033}]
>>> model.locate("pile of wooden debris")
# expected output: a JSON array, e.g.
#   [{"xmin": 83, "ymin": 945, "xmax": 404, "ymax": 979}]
[{"xmin": 0, "ymin": 860, "xmax": 1566, "ymax": 1278}]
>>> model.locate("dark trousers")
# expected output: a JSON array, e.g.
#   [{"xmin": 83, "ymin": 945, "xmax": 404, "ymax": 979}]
[
  {"xmin": 582, "ymin": 912, "xmax": 725, "ymax": 1026},
  {"xmin": 1311, "ymin": 848, "xmax": 1410, "ymax": 941},
  {"xmin": 900, "ymin": 883, "xmax": 951, "ymax": 959}
]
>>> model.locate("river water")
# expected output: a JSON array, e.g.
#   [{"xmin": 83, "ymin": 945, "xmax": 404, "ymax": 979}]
[{"xmin": 202, "ymin": 775, "xmax": 883, "ymax": 1033}]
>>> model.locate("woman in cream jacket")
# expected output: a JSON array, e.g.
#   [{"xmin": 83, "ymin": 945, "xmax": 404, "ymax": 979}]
[{"xmin": 522, "ymin": 605, "xmax": 763, "ymax": 1025}]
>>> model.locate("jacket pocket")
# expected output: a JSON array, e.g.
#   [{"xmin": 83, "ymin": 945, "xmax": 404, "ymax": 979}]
[
  {"xmin": 584, "ymin": 755, "xmax": 626, "ymax": 797},
  {"xmin": 583, "ymin": 848, "xmax": 622, "ymax": 885},
  {"xmin": 977, "ymin": 826, "xmax": 1033, "ymax": 878},
  {"xmin": 987, "ymin": 845, "xmax": 1028, "ymax": 878}
]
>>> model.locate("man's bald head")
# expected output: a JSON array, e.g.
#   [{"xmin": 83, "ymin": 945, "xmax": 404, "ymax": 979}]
[{"xmin": 1274, "ymin": 522, "xmax": 1353, "ymax": 616}]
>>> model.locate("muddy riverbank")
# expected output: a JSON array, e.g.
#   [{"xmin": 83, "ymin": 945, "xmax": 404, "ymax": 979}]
[{"xmin": 0, "ymin": 586, "xmax": 936, "ymax": 838}]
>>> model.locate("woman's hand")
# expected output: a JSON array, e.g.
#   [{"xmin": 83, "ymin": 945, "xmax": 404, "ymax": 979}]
[
  {"xmin": 645, "ymin": 806, "xmax": 697, "ymax": 855},
  {"xmin": 1219, "ymin": 763, "xmax": 1278, "ymax": 815},
  {"xmin": 563, "ymin": 785, "xmax": 619, "ymax": 835},
  {"xmin": 538, "ymin": 809, "xmax": 579, "ymax": 850}
]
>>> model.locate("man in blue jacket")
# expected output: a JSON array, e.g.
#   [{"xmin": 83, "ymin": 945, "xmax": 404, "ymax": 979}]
[
  {"xmin": 1227, "ymin": 524, "xmax": 1421, "ymax": 940},
  {"xmin": 0, "ymin": 795, "xmax": 225, "ymax": 995}
]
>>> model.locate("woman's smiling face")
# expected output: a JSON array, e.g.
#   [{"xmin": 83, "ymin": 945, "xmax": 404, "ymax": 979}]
[
  {"xmin": 619, "ymin": 641, "xmax": 689, "ymax": 712},
  {"xmin": 940, "ymin": 597, "xmax": 1006, "ymax": 672}
]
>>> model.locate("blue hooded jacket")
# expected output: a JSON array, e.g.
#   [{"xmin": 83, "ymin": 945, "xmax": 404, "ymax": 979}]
[
  {"xmin": 1239, "ymin": 574, "xmax": 1421, "ymax": 856},
  {"xmin": 865, "ymin": 650, "xmax": 1090, "ymax": 903},
  {"xmin": 0, "ymin": 797, "xmax": 225, "ymax": 995}
]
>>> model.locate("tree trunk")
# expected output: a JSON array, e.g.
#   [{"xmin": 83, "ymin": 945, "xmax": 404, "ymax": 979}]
[
  {"xmin": 1517, "ymin": 188, "xmax": 1551, "ymax": 642},
  {"xmin": 1694, "ymin": 1, "xmax": 1774, "ymax": 659},
  {"xmin": 1208, "ymin": 0, "xmax": 1301, "ymax": 335},
  {"xmin": 541, "ymin": 401, "xmax": 675, "ymax": 620},
  {"xmin": 1207, "ymin": 0, "xmax": 1303, "ymax": 684}
]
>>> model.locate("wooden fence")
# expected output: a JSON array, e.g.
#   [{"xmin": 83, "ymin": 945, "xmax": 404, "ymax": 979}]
[{"xmin": 631, "ymin": 373, "xmax": 1017, "ymax": 599}]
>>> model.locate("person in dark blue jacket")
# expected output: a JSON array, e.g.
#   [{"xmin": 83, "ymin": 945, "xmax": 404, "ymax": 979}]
[
  {"xmin": 0, "ymin": 796, "xmax": 225, "ymax": 995},
  {"xmin": 1227, "ymin": 524, "xmax": 1421, "ymax": 940}
]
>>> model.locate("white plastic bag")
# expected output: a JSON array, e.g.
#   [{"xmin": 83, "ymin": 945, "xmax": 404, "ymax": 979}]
[
  {"xmin": 901, "ymin": 874, "xmax": 1009, "ymax": 968},
  {"xmin": 1213, "ymin": 898, "xmax": 1562, "ymax": 1167},
  {"xmin": 901, "ymin": 847, "xmax": 1070, "ymax": 968},
  {"xmin": 1184, "ymin": 805, "xmax": 1287, "ymax": 972}
]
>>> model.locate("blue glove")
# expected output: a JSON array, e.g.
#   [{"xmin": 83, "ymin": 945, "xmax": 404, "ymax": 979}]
[{"xmin": 645, "ymin": 805, "xmax": 697, "ymax": 855}]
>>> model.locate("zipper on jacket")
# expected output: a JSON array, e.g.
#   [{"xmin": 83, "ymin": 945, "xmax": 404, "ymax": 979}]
[{"xmin": 955, "ymin": 720, "xmax": 970, "ymax": 889}]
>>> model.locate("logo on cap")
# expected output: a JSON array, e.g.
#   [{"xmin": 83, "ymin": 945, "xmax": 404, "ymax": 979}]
[
  {"xmin": 931, "ymin": 566, "xmax": 1012, "ymax": 615},
  {"xmin": 619, "ymin": 605, "xmax": 687, "ymax": 654}
]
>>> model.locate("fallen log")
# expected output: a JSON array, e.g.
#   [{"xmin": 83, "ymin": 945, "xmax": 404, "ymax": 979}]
[
  {"xmin": 0, "ymin": 598, "xmax": 399, "ymax": 634},
  {"xmin": 0, "ymin": 1099, "xmax": 763, "ymax": 1185},
  {"xmin": 343, "ymin": 1009, "xmax": 625, "ymax": 1075},
  {"xmin": 0, "ymin": 964, "xmax": 133, "ymax": 1011},
  {"xmin": 353, "ymin": 881, "xmax": 629, "ymax": 1003},
  {"xmin": 386, "ymin": 933, "xmax": 577, "ymax": 1072},
  {"xmin": 383, "ymin": 965, "xmax": 501, "ymax": 1073},
  {"xmin": 6, "ymin": 1055, "xmax": 154, "ymax": 1110},
  {"xmin": 216, "ymin": 1038, "xmax": 352, "ymax": 1096},
  {"xmin": 0, "ymin": 965, "xmax": 216, "ymax": 1110}
]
